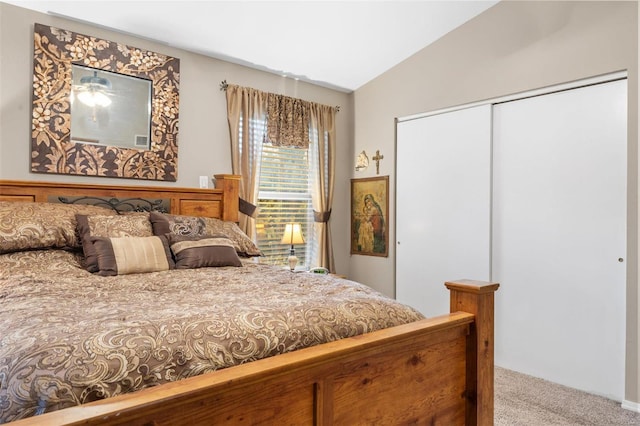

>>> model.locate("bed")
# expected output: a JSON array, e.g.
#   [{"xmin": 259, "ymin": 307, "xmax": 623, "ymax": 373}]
[{"xmin": 0, "ymin": 176, "xmax": 499, "ymax": 425}]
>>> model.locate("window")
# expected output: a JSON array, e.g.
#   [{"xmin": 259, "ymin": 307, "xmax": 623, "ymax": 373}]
[
  {"xmin": 256, "ymin": 143, "xmax": 314, "ymax": 268},
  {"xmin": 229, "ymin": 88, "xmax": 336, "ymax": 273},
  {"xmin": 238, "ymin": 115, "xmax": 315, "ymax": 268}
]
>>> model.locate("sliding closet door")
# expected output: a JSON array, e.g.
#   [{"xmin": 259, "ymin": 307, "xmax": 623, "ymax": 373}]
[
  {"xmin": 492, "ymin": 80, "xmax": 627, "ymax": 400},
  {"xmin": 396, "ymin": 105, "xmax": 491, "ymax": 316}
]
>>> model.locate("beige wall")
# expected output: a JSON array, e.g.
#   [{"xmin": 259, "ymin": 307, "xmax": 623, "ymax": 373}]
[
  {"xmin": 0, "ymin": 2, "xmax": 354, "ymax": 275},
  {"xmin": 352, "ymin": 0, "xmax": 639, "ymax": 406}
]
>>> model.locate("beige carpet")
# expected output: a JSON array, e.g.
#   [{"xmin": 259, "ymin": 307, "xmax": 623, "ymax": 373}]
[{"xmin": 495, "ymin": 367, "xmax": 640, "ymax": 425}]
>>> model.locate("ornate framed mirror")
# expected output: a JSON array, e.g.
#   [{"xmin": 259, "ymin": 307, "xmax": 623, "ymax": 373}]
[
  {"xmin": 70, "ymin": 64, "xmax": 152, "ymax": 149},
  {"xmin": 31, "ymin": 23, "xmax": 180, "ymax": 181}
]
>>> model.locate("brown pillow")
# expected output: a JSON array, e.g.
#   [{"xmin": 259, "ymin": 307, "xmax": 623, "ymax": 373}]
[
  {"xmin": 76, "ymin": 213, "xmax": 153, "ymax": 272},
  {"xmin": 167, "ymin": 234, "xmax": 243, "ymax": 269},
  {"xmin": 149, "ymin": 211, "xmax": 206, "ymax": 237},
  {"xmin": 90, "ymin": 235, "xmax": 174, "ymax": 276},
  {"xmin": 0, "ymin": 201, "xmax": 116, "ymax": 254}
]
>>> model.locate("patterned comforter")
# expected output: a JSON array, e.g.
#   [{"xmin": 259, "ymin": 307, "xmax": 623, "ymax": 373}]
[{"xmin": 0, "ymin": 249, "xmax": 423, "ymax": 423}]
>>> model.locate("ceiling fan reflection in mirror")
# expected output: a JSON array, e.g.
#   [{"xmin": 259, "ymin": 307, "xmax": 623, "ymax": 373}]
[{"xmin": 73, "ymin": 70, "xmax": 113, "ymax": 108}]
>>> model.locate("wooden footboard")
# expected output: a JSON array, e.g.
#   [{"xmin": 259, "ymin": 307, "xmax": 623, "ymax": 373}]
[{"xmin": 11, "ymin": 280, "xmax": 498, "ymax": 425}]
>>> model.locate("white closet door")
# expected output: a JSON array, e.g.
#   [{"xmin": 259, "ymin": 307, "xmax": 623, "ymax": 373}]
[
  {"xmin": 396, "ymin": 105, "xmax": 491, "ymax": 316},
  {"xmin": 492, "ymin": 80, "xmax": 627, "ymax": 400}
]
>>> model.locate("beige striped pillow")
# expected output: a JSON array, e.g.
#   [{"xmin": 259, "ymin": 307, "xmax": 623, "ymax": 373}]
[
  {"xmin": 76, "ymin": 213, "xmax": 153, "ymax": 273},
  {"xmin": 90, "ymin": 235, "xmax": 174, "ymax": 276}
]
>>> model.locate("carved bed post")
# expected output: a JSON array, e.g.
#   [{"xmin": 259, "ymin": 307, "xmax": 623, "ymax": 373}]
[
  {"xmin": 213, "ymin": 174, "xmax": 240, "ymax": 222},
  {"xmin": 445, "ymin": 279, "xmax": 500, "ymax": 426}
]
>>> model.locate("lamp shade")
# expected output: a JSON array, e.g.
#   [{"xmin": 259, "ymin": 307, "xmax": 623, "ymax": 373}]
[{"xmin": 280, "ymin": 223, "xmax": 305, "ymax": 245}]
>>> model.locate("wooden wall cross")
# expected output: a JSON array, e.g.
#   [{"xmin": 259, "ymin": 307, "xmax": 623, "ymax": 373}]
[{"xmin": 372, "ymin": 150, "xmax": 384, "ymax": 174}]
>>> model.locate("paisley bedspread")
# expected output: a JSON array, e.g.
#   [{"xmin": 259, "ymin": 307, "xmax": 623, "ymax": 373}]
[{"xmin": 0, "ymin": 249, "xmax": 423, "ymax": 423}]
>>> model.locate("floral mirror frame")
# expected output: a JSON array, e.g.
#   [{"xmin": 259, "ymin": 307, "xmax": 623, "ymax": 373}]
[{"xmin": 31, "ymin": 23, "xmax": 180, "ymax": 181}]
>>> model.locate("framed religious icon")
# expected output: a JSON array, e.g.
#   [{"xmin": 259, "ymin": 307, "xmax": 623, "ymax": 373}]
[{"xmin": 351, "ymin": 176, "xmax": 389, "ymax": 257}]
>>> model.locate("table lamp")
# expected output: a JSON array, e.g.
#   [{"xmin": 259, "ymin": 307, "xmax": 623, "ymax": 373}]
[{"xmin": 281, "ymin": 223, "xmax": 305, "ymax": 271}]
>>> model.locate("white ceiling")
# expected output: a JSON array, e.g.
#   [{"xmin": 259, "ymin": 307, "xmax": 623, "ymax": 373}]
[{"xmin": 5, "ymin": 0, "xmax": 498, "ymax": 92}]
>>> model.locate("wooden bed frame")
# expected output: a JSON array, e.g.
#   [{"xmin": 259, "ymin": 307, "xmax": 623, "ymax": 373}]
[{"xmin": 1, "ymin": 177, "xmax": 499, "ymax": 426}]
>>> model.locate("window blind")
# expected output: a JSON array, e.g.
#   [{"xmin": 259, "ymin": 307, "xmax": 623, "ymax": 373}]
[{"xmin": 256, "ymin": 144, "xmax": 314, "ymax": 267}]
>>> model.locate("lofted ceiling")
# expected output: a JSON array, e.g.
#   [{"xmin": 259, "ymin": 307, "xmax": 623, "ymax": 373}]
[{"xmin": 4, "ymin": 0, "xmax": 499, "ymax": 92}]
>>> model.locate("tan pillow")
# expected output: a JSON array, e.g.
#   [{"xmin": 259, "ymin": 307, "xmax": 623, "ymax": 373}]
[
  {"xmin": 91, "ymin": 235, "xmax": 174, "ymax": 276},
  {"xmin": 201, "ymin": 217, "xmax": 262, "ymax": 257},
  {"xmin": 76, "ymin": 213, "xmax": 153, "ymax": 272},
  {"xmin": 0, "ymin": 202, "xmax": 116, "ymax": 254},
  {"xmin": 167, "ymin": 234, "xmax": 242, "ymax": 269}
]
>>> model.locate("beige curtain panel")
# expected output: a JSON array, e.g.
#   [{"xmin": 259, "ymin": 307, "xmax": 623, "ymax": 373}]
[
  {"xmin": 225, "ymin": 84, "xmax": 267, "ymax": 240},
  {"xmin": 309, "ymin": 103, "xmax": 336, "ymax": 272}
]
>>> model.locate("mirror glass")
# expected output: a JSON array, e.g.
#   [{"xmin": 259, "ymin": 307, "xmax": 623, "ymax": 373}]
[{"xmin": 70, "ymin": 64, "xmax": 152, "ymax": 149}]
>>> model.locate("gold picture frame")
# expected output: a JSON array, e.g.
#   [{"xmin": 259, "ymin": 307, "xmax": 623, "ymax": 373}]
[{"xmin": 351, "ymin": 176, "xmax": 389, "ymax": 257}]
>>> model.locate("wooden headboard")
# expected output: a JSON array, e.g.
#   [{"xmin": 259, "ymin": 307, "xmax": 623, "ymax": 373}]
[{"xmin": 0, "ymin": 174, "xmax": 240, "ymax": 222}]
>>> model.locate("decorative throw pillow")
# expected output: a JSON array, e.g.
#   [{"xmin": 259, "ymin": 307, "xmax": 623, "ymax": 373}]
[
  {"xmin": 166, "ymin": 234, "xmax": 243, "ymax": 269},
  {"xmin": 90, "ymin": 235, "xmax": 174, "ymax": 276},
  {"xmin": 0, "ymin": 201, "xmax": 116, "ymax": 254},
  {"xmin": 149, "ymin": 211, "xmax": 206, "ymax": 237},
  {"xmin": 76, "ymin": 213, "xmax": 153, "ymax": 272},
  {"xmin": 201, "ymin": 217, "xmax": 262, "ymax": 257},
  {"xmin": 150, "ymin": 212, "xmax": 261, "ymax": 257}
]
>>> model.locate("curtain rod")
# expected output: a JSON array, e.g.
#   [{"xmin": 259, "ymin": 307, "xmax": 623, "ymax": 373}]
[{"xmin": 219, "ymin": 80, "xmax": 340, "ymax": 112}]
